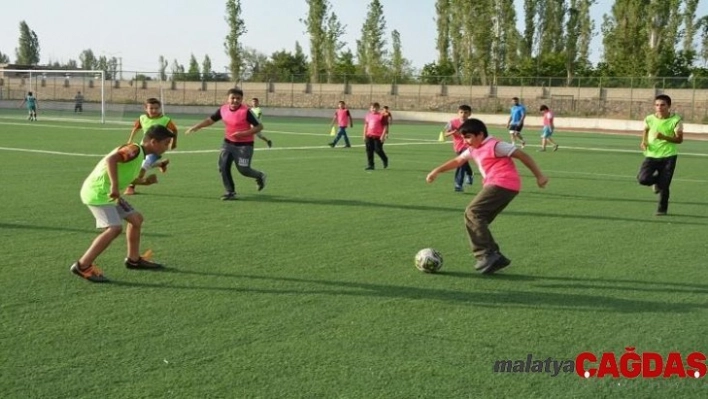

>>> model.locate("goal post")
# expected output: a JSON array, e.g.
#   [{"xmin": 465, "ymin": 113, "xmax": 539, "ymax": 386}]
[{"xmin": 0, "ymin": 69, "xmax": 106, "ymax": 123}]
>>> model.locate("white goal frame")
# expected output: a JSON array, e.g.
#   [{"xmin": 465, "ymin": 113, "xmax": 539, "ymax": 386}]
[{"xmin": 3, "ymin": 69, "xmax": 106, "ymax": 123}]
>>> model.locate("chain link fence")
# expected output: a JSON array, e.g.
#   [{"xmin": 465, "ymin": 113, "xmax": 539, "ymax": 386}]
[{"xmin": 2, "ymin": 71, "xmax": 707, "ymax": 123}]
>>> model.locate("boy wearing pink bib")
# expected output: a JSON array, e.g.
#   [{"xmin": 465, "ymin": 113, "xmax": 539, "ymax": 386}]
[
  {"xmin": 426, "ymin": 119, "xmax": 548, "ymax": 274},
  {"xmin": 329, "ymin": 100, "xmax": 354, "ymax": 148},
  {"xmin": 363, "ymin": 102, "xmax": 389, "ymax": 170},
  {"xmin": 186, "ymin": 88, "xmax": 267, "ymax": 200}
]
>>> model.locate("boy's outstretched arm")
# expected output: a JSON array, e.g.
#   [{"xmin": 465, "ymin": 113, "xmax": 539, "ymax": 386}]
[
  {"xmin": 511, "ymin": 150, "xmax": 548, "ymax": 188},
  {"xmin": 426, "ymin": 157, "xmax": 467, "ymax": 183}
]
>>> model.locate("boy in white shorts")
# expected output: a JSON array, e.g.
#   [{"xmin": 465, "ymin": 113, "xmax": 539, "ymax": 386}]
[{"xmin": 71, "ymin": 125, "xmax": 176, "ymax": 283}]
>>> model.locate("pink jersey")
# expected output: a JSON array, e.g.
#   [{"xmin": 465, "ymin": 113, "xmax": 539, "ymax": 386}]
[
  {"xmin": 220, "ymin": 104, "xmax": 253, "ymax": 143},
  {"xmin": 468, "ymin": 137, "xmax": 521, "ymax": 191},
  {"xmin": 543, "ymin": 110, "xmax": 554, "ymax": 126},
  {"xmin": 365, "ymin": 112, "xmax": 387, "ymax": 137},
  {"xmin": 336, "ymin": 109, "xmax": 350, "ymax": 127},
  {"xmin": 449, "ymin": 118, "xmax": 467, "ymax": 153}
]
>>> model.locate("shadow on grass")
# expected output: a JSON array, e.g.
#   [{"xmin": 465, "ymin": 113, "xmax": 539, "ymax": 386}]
[
  {"xmin": 526, "ymin": 190, "xmax": 708, "ymax": 207},
  {"xmin": 505, "ymin": 210, "xmax": 708, "ymax": 225},
  {"xmin": 0, "ymin": 222, "xmax": 172, "ymax": 237},
  {"xmin": 144, "ymin": 193, "xmax": 464, "ymax": 213},
  {"xmin": 108, "ymin": 267, "xmax": 706, "ymax": 314}
]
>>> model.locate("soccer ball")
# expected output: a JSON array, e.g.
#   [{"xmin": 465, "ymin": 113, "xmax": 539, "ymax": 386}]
[{"xmin": 415, "ymin": 248, "xmax": 443, "ymax": 273}]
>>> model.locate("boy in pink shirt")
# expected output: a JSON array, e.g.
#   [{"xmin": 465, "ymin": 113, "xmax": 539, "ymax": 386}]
[
  {"xmin": 329, "ymin": 100, "xmax": 354, "ymax": 148},
  {"xmin": 363, "ymin": 102, "xmax": 389, "ymax": 170},
  {"xmin": 444, "ymin": 104, "xmax": 474, "ymax": 191},
  {"xmin": 426, "ymin": 118, "xmax": 548, "ymax": 274},
  {"xmin": 539, "ymin": 105, "xmax": 559, "ymax": 152}
]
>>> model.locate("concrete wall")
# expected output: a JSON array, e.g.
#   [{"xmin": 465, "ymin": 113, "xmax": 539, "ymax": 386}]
[
  {"xmin": 3, "ymin": 99, "xmax": 705, "ymax": 134},
  {"xmin": 2, "ymin": 75, "xmax": 707, "ymax": 126}
]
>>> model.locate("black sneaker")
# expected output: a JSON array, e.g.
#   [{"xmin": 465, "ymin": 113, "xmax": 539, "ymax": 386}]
[
  {"xmin": 364, "ymin": 166, "xmax": 374, "ymax": 171},
  {"xmin": 256, "ymin": 173, "xmax": 267, "ymax": 191},
  {"xmin": 328, "ymin": 142, "xmax": 335, "ymax": 148},
  {"xmin": 383, "ymin": 161, "xmax": 389, "ymax": 169},
  {"xmin": 70, "ymin": 262, "xmax": 109, "ymax": 283},
  {"xmin": 125, "ymin": 257, "xmax": 164, "ymax": 270},
  {"xmin": 221, "ymin": 192, "xmax": 237, "ymax": 201},
  {"xmin": 474, "ymin": 252, "xmax": 502, "ymax": 274},
  {"xmin": 266, "ymin": 140, "xmax": 273, "ymax": 148}
]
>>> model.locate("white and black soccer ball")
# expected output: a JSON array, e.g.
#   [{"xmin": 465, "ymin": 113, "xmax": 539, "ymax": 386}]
[{"xmin": 415, "ymin": 248, "xmax": 443, "ymax": 273}]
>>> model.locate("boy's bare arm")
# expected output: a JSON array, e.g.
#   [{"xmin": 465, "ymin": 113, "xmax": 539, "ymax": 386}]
[{"xmin": 511, "ymin": 150, "xmax": 548, "ymax": 188}]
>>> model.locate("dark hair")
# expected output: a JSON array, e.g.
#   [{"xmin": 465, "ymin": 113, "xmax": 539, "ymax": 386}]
[
  {"xmin": 228, "ymin": 87, "xmax": 244, "ymax": 97},
  {"xmin": 512, "ymin": 97, "xmax": 519, "ymax": 101},
  {"xmin": 28, "ymin": 91, "xmax": 33, "ymax": 96},
  {"xmin": 458, "ymin": 118, "xmax": 488, "ymax": 138},
  {"xmin": 252, "ymin": 97, "xmax": 259, "ymax": 102},
  {"xmin": 383, "ymin": 105, "xmax": 389, "ymax": 110},
  {"xmin": 144, "ymin": 124, "xmax": 176, "ymax": 141},
  {"xmin": 338, "ymin": 100, "xmax": 345, "ymax": 105},
  {"xmin": 540, "ymin": 105, "xmax": 549, "ymax": 111},
  {"xmin": 371, "ymin": 102, "xmax": 380, "ymax": 108},
  {"xmin": 655, "ymin": 94, "xmax": 672, "ymax": 106},
  {"xmin": 458, "ymin": 104, "xmax": 472, "ymax": 112},
  {"xmin": 145, "ymin": 97, "xmax": 161, "ymax": 106}
]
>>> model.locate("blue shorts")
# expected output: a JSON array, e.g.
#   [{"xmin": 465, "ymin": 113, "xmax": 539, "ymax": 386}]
[
  {"xmin": 142, "ymin": 153, "xmax": 162, "ymax": 170},
  {"xmin": 541, "ymin": 127, "xmax": 553, "ymax": 138}
]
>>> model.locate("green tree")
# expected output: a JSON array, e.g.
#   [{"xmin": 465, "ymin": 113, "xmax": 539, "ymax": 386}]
[
  {"xmin": 241, "ymin": 47, "xmax": 269, "ymax": 81},
  {"xmin": 186, "ymin": 54, "xmax": 201, "ymax": 81},
  {"xmin": 601, "ymin": 0, "xmax": 649, "ymax": 76},
  {"xmin": 171, "ymin": 59, "xmax": 185, "ymax": 81},
  {"xmin": 357, "ymin": 0, "xmax": 388, "ymax": 81},
  {"xmin": 260, "ymin": 44, "xmax": 308, "ymax": 82},
  {"xmin": 323, "ymin": 12, "xmax": 346, "ymax": 83},
  {"xmin": 576, "ymin": 0, "xmax": 596, "ymax": 66},
  {"xmin": 389, "ymin": 29, "xmax": 412, "ymax": 82},
  {"xmin": 490, "ymin": 0, "xmax": 520, "ymax": 80},
  {"xmin": 158, "ymin": 56, "xmax": 169, "ymax": 81},
  {"xmin": 202, "ymin": 55, "xmax": 213, "ymax": 81},
  {"xmin": 435, "ymin": 0, "xmax": 451, "ymax": 64},
  {"xmin": 79, "ymin": 49, "xmax": 97, "ymax": 70},
  {"xmin": 0, "ymin": 51, "xmax": 10, "ymax": 63},
  {"xmin": 15, "ymin": 21, "xmax": 40, "ymax": 65},
  {"xmin": 303, "ymin": 0, "xmax": 329, "ymax": 83},
  {"xmin": 564, "ymin": 1, "xmax": 581, "ymax": 84},
  {"xmin": 332, "ymin": 48, "xmax": 358, "ymax": 83},
  {"xmin": 522, "ymin": 0, "xmax": 539, "ymax": 57},
  {"xmin": 419, "ymin": 61, "xmax": 456, "ymax": 84},
  {"xmin": 537, "ymin": 0, "xmax": 566, "ymax": 55},
  {"xmin": 225, "ymin": 0, "xmax": 246, "ymax": 82}
]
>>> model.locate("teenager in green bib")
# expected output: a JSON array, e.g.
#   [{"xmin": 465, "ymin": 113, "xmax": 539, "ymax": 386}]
[{"xmin": 637, "ymin": 94, "xmax": 684, "ymax": 216}]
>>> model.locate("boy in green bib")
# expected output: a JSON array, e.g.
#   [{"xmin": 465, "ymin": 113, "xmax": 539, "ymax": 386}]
[
  {"xmin": 125, "ymin": 98, "xmax": 178, "ymax": 195},
  {"xmin": 71, "ymin": 125, "xmax": 176, "ymax": 283},
  {"xmin": 637, "ymin": 94, "xmax": 684, "ymax": 216}
]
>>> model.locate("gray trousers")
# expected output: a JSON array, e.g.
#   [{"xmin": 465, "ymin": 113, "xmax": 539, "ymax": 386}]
[
  {"xmin": 218, "ymin": 142, "xmax": 263, "ymax": 193},
  {"xmin": 464, "ymin": 185, "xmax": 518, "ymax": 259}
]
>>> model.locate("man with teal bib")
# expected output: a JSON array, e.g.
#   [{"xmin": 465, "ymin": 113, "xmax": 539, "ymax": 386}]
[{"xmin": 637, "ymin": 94, "xmax": 684, "ymax": 216}]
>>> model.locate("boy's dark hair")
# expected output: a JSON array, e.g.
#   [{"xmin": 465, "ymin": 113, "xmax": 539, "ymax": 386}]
[
  {"xmin": 371, "ymin": 102, "xmax": 380, "ymax": 108},
  {"xmin": 458, "ymin": 104, "xmax": 472, "ymax": 112},
  {"xmin": 512, "ymin": 97, "xmax": 519, "ymax": 101},
  {"xmin": 458, "ymin": 118, "xmax": 489, "ymax": 138},
  {"xmin": 338, "ymin": 100, "xmax": 345, "ymax": 105},
  {"xmin": 383, "ymin": 105, "xmax": 389, "ymax": 110},
  {"xmin": 144, "ymin": 125, "xmax": 176, "ymax": 141},
  {"xmin": 228, "ymin": 87, "xmax": 244, "ymax": 97},
  {"xmin": 655, "ymin": 94, "xmax": 672, "ymax": 106},
  {"xmin": 540, "ymin": 105, "xmax": 549, "ymax": 111},
  {"xmin": 252, "ymin": 97, "xmax": 259, "ymax": 102},
  {"xmin": 28, "ymin": 91, "xmax": 33, "ymax": 96},
  {"xmin": 145, "ymin": 97, "xmax": 161, "ymax": 106}
]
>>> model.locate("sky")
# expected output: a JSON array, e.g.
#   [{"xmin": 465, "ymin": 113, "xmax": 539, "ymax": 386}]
[{"xmin": 1, "ymin": 0, "xmax": 707, "ymax": 74}]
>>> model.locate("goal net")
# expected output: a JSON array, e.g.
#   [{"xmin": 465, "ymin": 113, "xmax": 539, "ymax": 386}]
[{"xmin": 0, "ymin": 69, "xmax": 106, "ymax": 123}]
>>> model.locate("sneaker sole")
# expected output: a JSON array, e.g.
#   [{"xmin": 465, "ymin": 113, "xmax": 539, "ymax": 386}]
[{"xmin": 70, "ymin": 264, "xmax": 109, "ymax": 283}]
